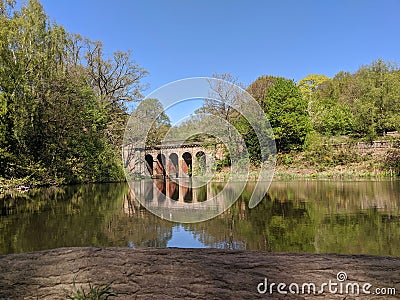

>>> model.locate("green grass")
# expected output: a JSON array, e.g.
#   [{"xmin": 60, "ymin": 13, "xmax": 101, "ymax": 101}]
[{"xmin": 66, "ymin": 282, "xmax": 117, "ymax": 300}]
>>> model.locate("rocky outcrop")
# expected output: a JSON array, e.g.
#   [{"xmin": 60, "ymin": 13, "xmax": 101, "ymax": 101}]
[{"xmin": 0, "ymin": 247, "xmax": 399, "ymax": 299}]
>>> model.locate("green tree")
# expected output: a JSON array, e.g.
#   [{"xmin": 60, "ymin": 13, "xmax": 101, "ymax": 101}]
[
  {"xmin": 83, "ymin": 39, "xmax": 148, "ymax": 147},
  {"xmin": 128, "ymin": 98, "xmax": 171, "ymax": 147},
  {"xmin": 0, "ymin": 0, "xmax": 146, "ymax": 184},
  {"xmin": 0, "ymin": 0, "xmax": 69, "ymax": 179},
  {"xmin": 248, "ymin": 76, "xmax": 311, "ymax": 152},
  {"xmin": 298, "ymin": 74, "xmax": 330, "ymax": 97},
  {"xmin": 307, "ymin": 77, "xmax": 354, "ymax": 136},
  {"xmin": 316, "ymin": 60, "xmax": 400, "ymax": 139},
  {"xmin": 351, "ymin": 59, "xmax": 400, "ymax": 137}
]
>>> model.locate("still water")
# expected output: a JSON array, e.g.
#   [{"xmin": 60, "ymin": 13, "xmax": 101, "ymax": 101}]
[{"xmin": 0, "ymin": 180, "xmax": 399, "ymax": 256}]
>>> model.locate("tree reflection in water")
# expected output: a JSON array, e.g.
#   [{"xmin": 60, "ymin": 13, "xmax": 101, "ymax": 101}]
[{"xmin": 1, "ymin": 180, "xmax": 400, "ymax": 256}]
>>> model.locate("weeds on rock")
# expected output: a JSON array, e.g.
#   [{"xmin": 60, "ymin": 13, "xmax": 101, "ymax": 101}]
[{"xmin": 66, "ymin": 281, "xmax": 116, "ymax": 300}]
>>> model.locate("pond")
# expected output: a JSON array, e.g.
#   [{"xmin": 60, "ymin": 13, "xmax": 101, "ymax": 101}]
[{"xmin": 0, "ymin": 180, "xmax": 399, "ymax": 256}]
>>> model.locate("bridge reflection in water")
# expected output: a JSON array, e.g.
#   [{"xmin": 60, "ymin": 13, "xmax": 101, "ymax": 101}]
[
  {"xmin": 128, "ymin": 179, "xmax": 246, "ymax": 222},
  {"xmin": 141, "ymin": 179, "xmax": 213, "ymax": 203}
]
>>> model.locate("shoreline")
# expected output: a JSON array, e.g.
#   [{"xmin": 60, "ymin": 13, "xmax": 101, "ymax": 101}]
[
  {"xmin": 0, "ymin": 247, "xmax": 399, "ymax": 299},
  {"xmin": 1, "ymin": 171, "xmax": 398, "ymax": 195}
]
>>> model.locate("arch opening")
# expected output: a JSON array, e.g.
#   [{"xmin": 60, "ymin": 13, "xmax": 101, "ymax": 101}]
[
  {"xmin": 145, "ymin": 154, "xmax": 153, "ymax": 176},
  {"xmin": 182, "ymin": 152, "xmax": 192, "ymax": 177},
  {"xmin": 156, "ymin": 154, "xmax": 166, "ymax": 177},
  {"xmin": 169, "ymin": 153, "xmax": 178, "ymax": 178},
  {"xmin": 195, "ymin": 151, "xmax": 206, "ymax": 175}
]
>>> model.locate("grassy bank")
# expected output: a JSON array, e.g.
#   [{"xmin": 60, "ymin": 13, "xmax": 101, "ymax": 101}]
[
  {"xmin": 212, "ymin": 142, "xmax": 399, "ymax": 181},
  {"xmin": 275, "ymin": 141, "xmax": 400, "ymax": 179},
  {"xmin": 273, "ymin": 152, "xmax": 393, "ymax": 180}
]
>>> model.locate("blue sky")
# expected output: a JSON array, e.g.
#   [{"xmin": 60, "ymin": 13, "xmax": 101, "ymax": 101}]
[{"xmin": 38, "ymin": 0, "xmax": 400, "ymax": 122}]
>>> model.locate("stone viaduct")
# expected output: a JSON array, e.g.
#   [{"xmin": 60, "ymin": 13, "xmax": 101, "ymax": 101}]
[{"xmin": 123, "ymin": 142, "xmax": 217, "ymax": 178}]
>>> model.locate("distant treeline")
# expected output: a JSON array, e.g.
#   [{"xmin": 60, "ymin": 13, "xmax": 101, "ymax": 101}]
[
  {"xmin": 246, "ymin": 61, "xmax": 400, "ymax": 153},
  {"xmin": 172, "ymin": 68, "xmax": 400, "ymax": 165}
]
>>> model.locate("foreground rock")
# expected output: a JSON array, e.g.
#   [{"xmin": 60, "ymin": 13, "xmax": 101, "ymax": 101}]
[{"xmin": 0, "ymin": 247, "xmax": 399, "ymax": 299}]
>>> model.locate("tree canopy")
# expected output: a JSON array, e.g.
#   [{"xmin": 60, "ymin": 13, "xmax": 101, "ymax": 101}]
[
  {"xmin": 301, "ymin": 59, "xmax": 400, "ymax": 139},
  {"xmin": 0, "ymin": 0, "xmax": 147, "ymax": 184},
  {"xmin": 248, "ymin": 76, "xmax": 311, "ymax": 152}
]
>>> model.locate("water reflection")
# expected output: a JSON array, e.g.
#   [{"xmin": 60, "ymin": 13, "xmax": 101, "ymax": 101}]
[
  {"xmin": 140, "ymin": 179, "xmax": 209, "ymax": 203},
  {"xmin": 136, "ymin": 179, "xmax": 226, "ymax": 203},
  {"xmin": 130, "ymin": 179, "xmax": 246, "ymax": 223},
  {"xmin": 166, "ymin": 225, "xmax": 204, "ymax": 248},
  {"xmin": 0, "ymin": 180, "xmax": 399, "ymax": 256}
]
